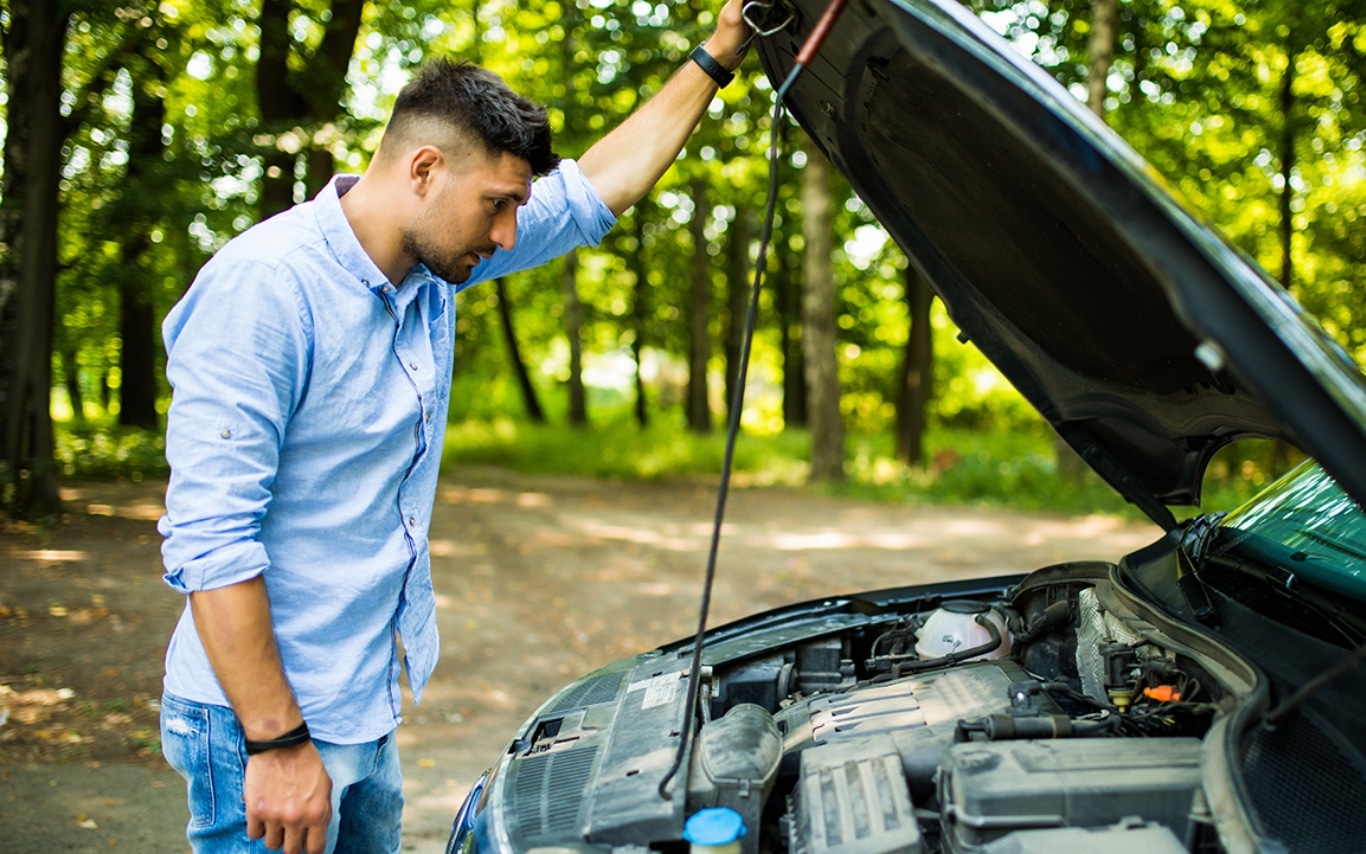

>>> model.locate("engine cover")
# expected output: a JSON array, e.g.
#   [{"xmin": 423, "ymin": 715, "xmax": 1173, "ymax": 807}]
[{"xmin": 775, "ymin": 660, "xmax": 1048, "ymax": 800}]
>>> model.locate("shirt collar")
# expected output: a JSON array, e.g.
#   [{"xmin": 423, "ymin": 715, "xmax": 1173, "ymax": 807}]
[{"xmin": 314, "ymin": 175, "xmax": 391, "ymax": 295}]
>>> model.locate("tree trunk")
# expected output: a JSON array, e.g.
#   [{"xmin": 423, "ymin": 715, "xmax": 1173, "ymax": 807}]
[
  {"xmin": 1268, "ymin": 14, "xmax": 1303, "ymax": 477},
  {"xmin": 118, "ymin": 283, "xmax": 159, "ymax": 429},
  {"xmin": 895, "ymin": 266, "xmax": 934, "ymax": 466},
  {"xmin": 61, "ymin": 351, "xmax": 84, "ymax": 423},
  {"xmin": 777, "ymin": 232, "xmax": 806, "ymax": 428},
  {"xmin": 630, "ymin": 203, "xmax": 651, "ymax": 428},
  {"xmin": 562, "ymin": 251, "xmax": 588, "ymax": 425},
  {"xmin": 304, "ymin": 0, "xmax": 365, "ymax": 194},
  {"xmin": 256, "ymin": 0, "xmax": 365, "ymax": 219},
  {"xmin": 116, "ymin": 32, "xmax": 168, "ymax": 430},
  {"xmin": 494, "ymin": 278, "xmax": 545, "ymax": 423},
  {"xmin": 801, "ymin": 137, "xmax": 844, "ymax": 482},
  {"xmin": 1, "ymin": 0, "xmax": 70, "ymax": 516},
  {"xmin": 1279, "ymin": 33, "xmax": 1297, "ymax": 293},
  {"xmin": 256, "ymin": 0, "xmax": 299, "ymax": 218},
  {"xmin": 687, "ymin": 177, "xmax": 712, "ymax": 434},
  {"xmin": 724, "ymin": 208, "xmax": 753, "ymax": 423},
  {"xmin": 1086, "ymin": 0, "xmax": 1118, "ymax": 115},
  {"xmin": 775, "ymin": 122, "xmax": 806, "ymax": 429}
]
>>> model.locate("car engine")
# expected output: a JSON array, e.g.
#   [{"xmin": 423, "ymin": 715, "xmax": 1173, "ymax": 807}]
[{"xmin": 482, "ymin": 564, "xmax": 1233, "ymax": 854}]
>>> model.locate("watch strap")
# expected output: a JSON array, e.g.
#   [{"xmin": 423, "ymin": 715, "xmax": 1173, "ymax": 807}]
[
  {"xmin": 244, "ymin": 721, "xmax": 311, "ymax": 755},
  {"xmin": 689, "ymin": 45, "xmax": 735, "ymax": 88}
]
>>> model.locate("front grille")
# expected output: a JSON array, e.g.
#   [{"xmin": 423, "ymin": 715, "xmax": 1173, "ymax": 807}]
[
  {"xmin": 511, "ymin": 746, "xmax": 599, "ymax": 842},
  {"xmin": 550, "ymin": 672, "xmax": 624, "ymax": 713}
]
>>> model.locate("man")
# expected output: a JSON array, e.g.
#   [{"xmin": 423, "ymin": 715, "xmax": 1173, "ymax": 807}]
[{"xmin": 156, "ymin": 4, "xmax": 751, "ymax": 853}]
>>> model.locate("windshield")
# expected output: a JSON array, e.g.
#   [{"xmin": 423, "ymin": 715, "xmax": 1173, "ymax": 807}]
[{"xmin": 1215, "ymin": 460, "xmax": 1366, "ymax": 603}]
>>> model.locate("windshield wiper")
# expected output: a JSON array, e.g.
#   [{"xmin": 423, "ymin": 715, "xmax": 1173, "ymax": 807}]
[
  {"xmin": 1297, "ymin": 528, "xmax": 1366, "ymax": 562},
  {"xmin": 1177, "ymin": 516, "xmax": 1222, "ymax": 627}
]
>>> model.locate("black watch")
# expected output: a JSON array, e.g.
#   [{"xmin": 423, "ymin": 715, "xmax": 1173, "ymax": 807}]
[{"xmin": 690, "ymin": 45, "xmax": 735, "ymax": 88}]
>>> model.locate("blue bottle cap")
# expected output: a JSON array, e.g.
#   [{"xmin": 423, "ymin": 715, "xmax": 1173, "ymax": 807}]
[{"xmin": 684, "ymin": 807, "xmax": 747, "ymax": 846}]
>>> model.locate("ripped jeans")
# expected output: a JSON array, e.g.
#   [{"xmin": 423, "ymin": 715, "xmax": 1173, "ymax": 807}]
[{"xmin": 160, "ymin": 692, "xmax": 403, "ymax": 854}]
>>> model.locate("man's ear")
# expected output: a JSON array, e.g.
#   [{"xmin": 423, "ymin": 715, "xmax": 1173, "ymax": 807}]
[{"xmin": 409, "ymin": 145, "xmax": 444, "ymax": 195}]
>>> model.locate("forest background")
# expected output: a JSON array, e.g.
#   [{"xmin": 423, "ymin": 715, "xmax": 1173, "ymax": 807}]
[{"xmin": 2, "ymin": 0, "xmax": 1364, "ymax": 521}]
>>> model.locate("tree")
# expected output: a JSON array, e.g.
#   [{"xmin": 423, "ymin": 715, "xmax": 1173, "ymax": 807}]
[
  {"xmin": 562, "ymin": 250, "xmax": 588, "ymax": 425},
  {"xmin": 686, "ymin": 175, "xmax": 712, "ymax": 434},
  {"xmin": 628, "ymin": 201, "xmax": 653, "ymax": 428},
  {"xmin": 1086, "ymin": 0, "xmax": 1117, "ymax": 115},
  {"xmin": 557, "ymin": 0, "xmax": 588, "ymax": 426},
  {"xmin": 111, "ymin": 9, "xmax": 171, "ymax": 429},
  {"xmin": 494, "ymin": 278, "xmax": 546, "ymax": 422},
  {"xmin": 801, "ymin": 135, "xmax": 843, "ymax": 482},
  {"xmin": 895, "ymin": 266, "xmax": 933, "ymax": 466},
  {"xmin": 1, "ymin": 0, "xmax": 72, "ymax": 515},
  {"xmin": 256, "ymin": 0, "xmax": 365, "ymax": 218},
  {"xmin": 724, "ymin": 207, "xmax": 752, "ymax": 422}
]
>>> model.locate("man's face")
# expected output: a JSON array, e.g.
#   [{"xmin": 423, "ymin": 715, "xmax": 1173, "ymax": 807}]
[{"xmin": 402, "ymin": 149, "xmax": 533, "ymax": 284}]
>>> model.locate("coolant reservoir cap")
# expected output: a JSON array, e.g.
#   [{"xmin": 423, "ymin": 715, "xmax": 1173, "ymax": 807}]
[{"xmin": 684, "ymin": 808, "xmax": 747, "ymax": 846}]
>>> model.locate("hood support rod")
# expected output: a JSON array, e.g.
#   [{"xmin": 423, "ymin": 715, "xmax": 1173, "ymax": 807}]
[{"xmin": 658, "ymin": 0, "xmax": 852, "ymax": 802}]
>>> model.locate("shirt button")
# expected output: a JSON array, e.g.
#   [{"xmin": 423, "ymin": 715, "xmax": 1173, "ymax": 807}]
[
  {"xmin": 408, "ymin": 516, "xmax": 416, "ymax": 526},
  {"xmin": 383, "ymin": 284, "xmax": 394, "ymax": 294},
  {"xmin": 408, "ymin": 362, "xmax": 418, "ymax": 371},
  {"xmin": 220, "ymin": 429, "xmax": 232, "ymax": 439}
]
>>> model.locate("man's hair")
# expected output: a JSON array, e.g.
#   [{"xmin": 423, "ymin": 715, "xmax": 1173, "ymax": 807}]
[{"xmin": 385, "ymin": 59, "xmax": 560, "ymax": 176}]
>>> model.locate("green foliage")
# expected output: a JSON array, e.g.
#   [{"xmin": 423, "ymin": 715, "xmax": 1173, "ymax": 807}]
[
  {"xmin": 53, "ymin": 421, "xmax": 168, "ymax": 480},
  {"xmin": 833, "ymin": 428, "xmax": 1138, "ymax": 516},
  {"xmin": 14, "ymin": 0, "xmax": 1366, "ymax": 522},
  {"xmin": 442, "ymin": 409, "xmax": 810, "ymax": 482},
  {"xmin": 443, "ymin": 417, "xmax": 1285, "ymax": 519}
]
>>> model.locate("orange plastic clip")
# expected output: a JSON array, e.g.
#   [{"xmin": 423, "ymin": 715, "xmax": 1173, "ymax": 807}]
[{"xmin": 1143, "ymin": 685, "xmax": 1182, "ymax": 703}]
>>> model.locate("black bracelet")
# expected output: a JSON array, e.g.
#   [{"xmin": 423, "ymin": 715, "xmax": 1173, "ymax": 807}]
[
  {"xmin": 244, "ymin": 721, "xmax": 311, "ymax": 755},
  {"xmin": 689, "ymin": 45, "xmax": 735, "ymax": 88}
]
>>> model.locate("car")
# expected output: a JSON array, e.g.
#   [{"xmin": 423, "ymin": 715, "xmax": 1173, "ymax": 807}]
[{"xmin": 445, "ymin": 1, "xmax": 1366, "ymax": 852}]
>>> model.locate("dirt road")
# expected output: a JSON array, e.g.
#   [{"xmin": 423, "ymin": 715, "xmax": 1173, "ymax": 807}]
[{"xmin": 0, "ymin": 468, "xmax": 1161, "ymax": 852}]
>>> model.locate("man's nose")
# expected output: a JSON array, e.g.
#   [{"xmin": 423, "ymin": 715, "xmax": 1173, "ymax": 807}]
[{"xmin": 490, "ymin": 209, "xmax": 518, "ymax": 251}]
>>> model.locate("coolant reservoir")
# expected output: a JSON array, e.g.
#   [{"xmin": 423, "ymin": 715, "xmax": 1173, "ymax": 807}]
[{"xmin": 914, "ymin": 601, "xmax": 1011, "ymax": 661}]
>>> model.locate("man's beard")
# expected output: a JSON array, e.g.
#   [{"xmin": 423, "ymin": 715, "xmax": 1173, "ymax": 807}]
[{"xmin": 400, "ymin": 228, "xmax": 492, "ymax": 285}]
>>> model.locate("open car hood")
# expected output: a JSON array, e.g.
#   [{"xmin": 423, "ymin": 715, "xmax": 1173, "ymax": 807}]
[{"xmin": 754, "ymin": 0, "xmax": 1366, "ymax": 527}]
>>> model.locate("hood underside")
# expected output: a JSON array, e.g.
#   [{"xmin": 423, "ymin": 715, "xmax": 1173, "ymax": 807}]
[{"xmin": 755, "ymin": 0, "xmax": 1366, "ymax": 527}]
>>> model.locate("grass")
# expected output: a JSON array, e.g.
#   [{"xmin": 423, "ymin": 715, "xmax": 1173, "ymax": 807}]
[
  {"xmin": 47, "ymin": 411, "xmax": 1289, "ymax": 522},
  {"xmin": 441, "ymin": 413, "xmax": 1288, "ymax": 520}
]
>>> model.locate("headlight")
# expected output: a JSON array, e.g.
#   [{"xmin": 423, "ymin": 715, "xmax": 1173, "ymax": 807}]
[{"xmin": 446, "ymin": 773, "xmax": 488, "ymax": 854}]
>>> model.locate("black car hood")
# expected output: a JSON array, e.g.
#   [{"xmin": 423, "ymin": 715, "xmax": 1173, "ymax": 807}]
[{"xmin": 754, "ymin": 0, "xmax": 1366, "ymax": 528}]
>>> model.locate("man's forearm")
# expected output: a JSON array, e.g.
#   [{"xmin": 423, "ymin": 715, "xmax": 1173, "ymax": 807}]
[
  {"xmin": 189, "ymin": 576, "xmax": 303, "ymax": 739},
  {"xmin": 579, "ymin": 0, "xmax": 750, "ymax": 215}
]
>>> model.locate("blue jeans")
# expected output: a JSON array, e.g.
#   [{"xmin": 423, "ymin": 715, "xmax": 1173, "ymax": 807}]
[{"xmin": 160, "ymin": 692, "xmax": 403, "ymax": 854}]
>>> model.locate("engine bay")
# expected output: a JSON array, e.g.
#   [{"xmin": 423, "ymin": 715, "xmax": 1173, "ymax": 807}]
[
  {"xmin": 687, "ymin": 575, "xmax": 1224, "ymax": 853},
  {"xmin": 488, "ymin": 563, "xmax": 1240, "ymax": 854}
]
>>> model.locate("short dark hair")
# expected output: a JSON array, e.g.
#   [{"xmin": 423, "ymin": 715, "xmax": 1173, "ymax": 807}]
[{"xmin": 386, "ymin": 59, "xmax": 560, "ymax": 177}]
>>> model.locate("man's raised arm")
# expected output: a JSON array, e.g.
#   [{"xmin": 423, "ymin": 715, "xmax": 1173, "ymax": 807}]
[{"xmin": 578, "ymin": 0, "xmax": 752, "ymax": 216}]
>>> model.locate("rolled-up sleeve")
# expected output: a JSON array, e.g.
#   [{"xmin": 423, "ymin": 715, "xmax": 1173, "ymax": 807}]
[
  {"xmin": 158, "ymin": 258, "xmax": 312, "ymax": 593},
  {"xmin": 458, "ymin": 158, "xmax": 617, "ymax": 291}
]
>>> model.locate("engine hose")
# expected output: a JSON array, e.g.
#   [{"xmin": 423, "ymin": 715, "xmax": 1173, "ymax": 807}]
[{"xmin": 897, "ymin": 613, "xmax": 1004, "ymax": 674}]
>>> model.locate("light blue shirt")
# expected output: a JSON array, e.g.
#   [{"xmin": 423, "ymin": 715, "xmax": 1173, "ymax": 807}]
[{"xmin": 159, "ymin": 161, "xmax": 616, "ymax": 744}]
